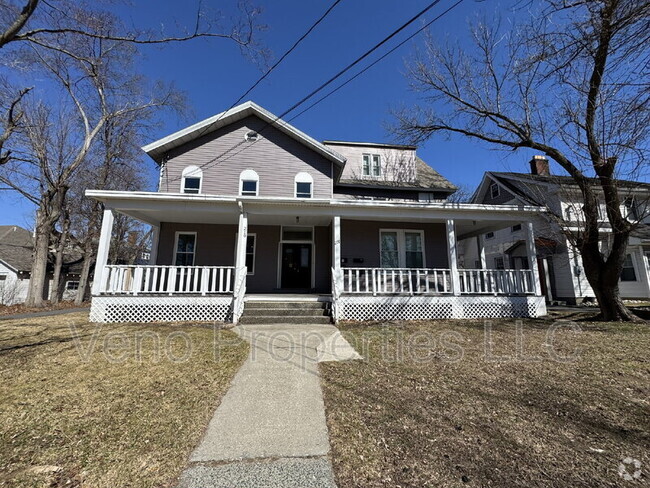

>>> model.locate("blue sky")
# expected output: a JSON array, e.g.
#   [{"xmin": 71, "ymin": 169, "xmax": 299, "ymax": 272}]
[{"xmin": 0, "ymin": 0, "xmax": 560, "ymax": 226}]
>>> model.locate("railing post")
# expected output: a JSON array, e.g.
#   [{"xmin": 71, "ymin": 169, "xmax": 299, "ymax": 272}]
[
  {"xmin": 133, "ymin": 267, "xmax": 143, "ymax": 296},
  {"xmin": 91, "ymin": 208, "xmax": 115, "ymax": 295},
  {"xmin": 446, "ymin": 219, "xmax": 461, "ymax": 296},
  {"xmin": 524, "ymin": 221, "xmax": 542, "ymax": 296}
]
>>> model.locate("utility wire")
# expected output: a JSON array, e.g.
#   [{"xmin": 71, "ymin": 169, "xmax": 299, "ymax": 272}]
[
  {"xmin": 187, "ymin": 0, "xmax": 345, "ymax": 145},
  {"xmin": 166, "ymin": 0, "xmax": 446, "ymax": 185},
  {"xmin": 289, "ymin": 0, "xmax": 464, "ymax": 122}
]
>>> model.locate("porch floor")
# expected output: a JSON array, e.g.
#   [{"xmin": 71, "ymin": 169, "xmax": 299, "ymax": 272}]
[{"xmin": 245, "ymin": 294, "xmax": 332, "ymax": 303}]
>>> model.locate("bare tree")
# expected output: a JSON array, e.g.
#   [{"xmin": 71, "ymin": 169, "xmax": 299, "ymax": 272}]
[{"xmin": 394, "ymin": 0, "xmax": 650, "ymax": 321}]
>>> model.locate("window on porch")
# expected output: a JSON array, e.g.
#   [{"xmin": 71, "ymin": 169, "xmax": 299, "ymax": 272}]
[
  {"xmin": 174, "ymin": 232, "xmax": 196, "ymax": 266},
  {"xmin": 620, "ymin": 254, "xmax": 637, "ymax": 281},
  {"xmin": 380, "ymin": 230, "xmax": 425, "ymax": 268}
]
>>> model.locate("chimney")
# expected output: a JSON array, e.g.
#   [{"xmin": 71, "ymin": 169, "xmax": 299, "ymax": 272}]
[{"xmin": 529, "ymin": 155, "xmax": 550, "ymax": 176}]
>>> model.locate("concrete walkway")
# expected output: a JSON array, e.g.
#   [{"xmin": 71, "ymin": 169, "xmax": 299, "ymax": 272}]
[{"xmin": 177, "ymin": 322, "xmax": 361, "ymax": 488}]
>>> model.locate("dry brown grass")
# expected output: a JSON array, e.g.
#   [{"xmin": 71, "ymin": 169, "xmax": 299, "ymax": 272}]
[
  {"xmin": 321, "ymin": 317, "xmax": 650, "ymax": 487},
  {"xmin": 0, "ymin": 312, "xmax": 248, "ymax": 487},
  {"xmin": 0, "ymin": 301, "xmax": 89, "ymax": 316}
]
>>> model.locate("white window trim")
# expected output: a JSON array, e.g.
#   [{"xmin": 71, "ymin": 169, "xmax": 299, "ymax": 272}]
[
  {"xmin": 65, "ymin": 280, "xmax": 80, "ymax": 290},
  {"xmin": 378, "ymin": 229, "xmax": 427, "ymax": 268},
  {"xmin": 240, "ymin": 169, "xmax": 259, "ymax": 196},
  {"xmin": 181, "ymin": 165, "xmax": 203, "ymax": 194},
  {"xmin": 490, "ymin": 183, "xmax": 500, "ymax": 198},
  {"xmin": 173, "ymin": 231, "xmax": 197, "ymax": 266},
  {"xmin": 362, "ymin": 153, "xmax": 382, "ymax": 178},
  {"xmin": 294, "ymin": 172, "xmax": 314, "ymax": 198}
]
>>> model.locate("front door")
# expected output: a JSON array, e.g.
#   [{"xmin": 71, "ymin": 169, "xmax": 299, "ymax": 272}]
[{"xmin": 281, "ymin": 243, "xmax": 312, "ymax": 289}]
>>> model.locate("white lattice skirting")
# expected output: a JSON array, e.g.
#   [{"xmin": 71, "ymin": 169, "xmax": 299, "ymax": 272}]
[
  {"xmin": 337, "ymin": 296, "xmax": 547, "ymax": 321},
  {"xmin": 89, "ymin": 296, "xmax": 233, "ymax": 323}
]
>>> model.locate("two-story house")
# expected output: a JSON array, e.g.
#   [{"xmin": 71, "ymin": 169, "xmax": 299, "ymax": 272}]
[
  {"xmin": 86, "ymin": 101, "xmax": 547, "ymax": 323},
  {"xmin": 463, "ymin": 156, "xmax": 650, "ymax": 304}
]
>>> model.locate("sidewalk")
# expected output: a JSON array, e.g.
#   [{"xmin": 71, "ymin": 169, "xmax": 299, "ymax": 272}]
[{"xmin": 176, "ymin": 323, "xmax": 361, "ymax": 488}]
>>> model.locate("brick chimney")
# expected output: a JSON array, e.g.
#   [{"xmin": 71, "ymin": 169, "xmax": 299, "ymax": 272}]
[{"xmin": 529, "ymin": 155, "xmax": 550, "ymax": 176}]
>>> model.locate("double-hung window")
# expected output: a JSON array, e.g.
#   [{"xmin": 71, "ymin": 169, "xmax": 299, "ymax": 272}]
[
  {"xmin": 380, "ymin": 230, "xmax": 425, "ymax": 268},
  {"xmin": 362, "ymin": 154, "xmax": 381, "ymax": 177},
  {"xmin": 174, "ymin": 232, "xmax": 196, "ymax": 266},
  {"xmin": 245, "ymin": 234, "xmax": 256, "ymax": 274}
]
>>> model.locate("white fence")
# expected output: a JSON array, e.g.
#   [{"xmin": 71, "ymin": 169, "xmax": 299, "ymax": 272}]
[
  {"xmin": 99, "ymin": 265, "xmax": 236, "ymax": 295},
  {"xmin": 458, "ymin": 269, "xmax": 535, "ymax": 295},
  {"xmin": 342, "ymin": 268, "xmax": 453, "ymax": 295}
]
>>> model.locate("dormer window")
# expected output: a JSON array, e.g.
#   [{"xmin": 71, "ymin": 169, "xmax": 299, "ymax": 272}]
[
  {"xmin": 362, "ymin": 154, "xmax": 381, "ymax": 177},
  {"xmin": 240, "ymin": 169, "xmax": 259, "ymax": 196},
  {"xmin": 181, "ymin": 165, "xmax": 202, "ymax": 194},
  {"xmin": 295, "ymin": 172, "xmax": 313, "ymax": 198}
]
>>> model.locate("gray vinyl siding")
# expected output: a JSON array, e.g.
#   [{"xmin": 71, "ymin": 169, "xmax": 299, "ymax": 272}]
[
  {"xmin": 161, "ymin": 115, "xmax": 333, "ymax": 198},
  {"xmin": 340, "ymin": 220, "xmax": 449, "ymax": 268}
]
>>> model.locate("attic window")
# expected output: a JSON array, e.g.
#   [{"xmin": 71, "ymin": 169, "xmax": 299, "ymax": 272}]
[
  {"xmin": 490, "ymin": 183, "xmax": 500, "ymax": 198},
  {"xmin": 244, "ymin": 131, "xmax": 259, "ymax": 142}
]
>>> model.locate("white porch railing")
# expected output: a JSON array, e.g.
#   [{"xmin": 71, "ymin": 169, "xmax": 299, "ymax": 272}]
[
  {"xmin": 458, "ymin": 269, "xmax": 535, "ymax": 295},
  {"xmin": 100, "ymin": 265, "xmax": 236, "ymax": 295},
  {"xmin": 342, "ymin": 267, "xmax": 453, "ymax": 295},
  {"xmin": 340, "ymin": 267, "xmax": 535, "ymax": 296}
]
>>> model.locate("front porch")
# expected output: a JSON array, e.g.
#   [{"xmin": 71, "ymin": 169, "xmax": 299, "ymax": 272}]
[{"xmin": 86, "ymin": 191, "xmax": 547, "ymax": 323}]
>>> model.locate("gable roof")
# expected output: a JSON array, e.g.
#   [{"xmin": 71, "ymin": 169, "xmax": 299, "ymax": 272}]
[
  {"xmin": 143, "ymin": 101, "xmax": 347, "ymax": 166},
  {"xmin": 0, "ymin": 226, "xmax": 34, "ymax": 272}
]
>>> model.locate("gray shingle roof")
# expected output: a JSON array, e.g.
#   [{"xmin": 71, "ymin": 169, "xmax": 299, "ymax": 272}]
[{"xmin": 0, "ymin": 226, "xmax": 34, "ymax": 272}]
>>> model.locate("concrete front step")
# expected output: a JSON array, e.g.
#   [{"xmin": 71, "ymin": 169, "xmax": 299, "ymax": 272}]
[
  {"xmin": 244, "ymin": 308, "xmax": 329, "ymax": 317},
  {"xmin": 245, "ymin": 301, "xmax": 327, "ymax": 310},
  {"xmin": 238, "ymin": 315, "xmax": 332, "ymax": 325}
]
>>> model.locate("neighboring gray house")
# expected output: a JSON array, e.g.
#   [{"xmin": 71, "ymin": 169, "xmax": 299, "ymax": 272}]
[
  {"xmin": 462, "ymin": 157, "xmax": 650, "ymax": 304},
  {"xmin": 0, "ymin": 225, "xmax": 86, "ymax": 305},
  {"xmin": 86, "ymin": 101, "xmax": 547, "ymax": 324}
]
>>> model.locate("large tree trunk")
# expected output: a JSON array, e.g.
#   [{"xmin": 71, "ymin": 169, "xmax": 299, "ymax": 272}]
[
  {"xmin": 50, "ymin": 216, "xmax": 69, "ymax": 303},
  {"xmin": 24, "ymin": 220, "xmax": 50, "ymax": 307},
  {"xmin": 579, "ymin": 235, "xmax": 640, "ymax": 321},
  {"xmin": 75, "ymin": 245, "xmax": 94, "ymax": 305}
]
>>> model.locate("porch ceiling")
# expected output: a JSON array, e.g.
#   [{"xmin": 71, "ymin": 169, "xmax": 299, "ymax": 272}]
[{"xmin": 86, "ymin": 190, "xmax": 542, "ymax": 236}]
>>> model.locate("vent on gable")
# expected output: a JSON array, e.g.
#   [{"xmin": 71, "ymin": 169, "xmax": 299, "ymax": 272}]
[{"xmin": 244, "ymin": 131, "xmax": 259, "ymax": 142}]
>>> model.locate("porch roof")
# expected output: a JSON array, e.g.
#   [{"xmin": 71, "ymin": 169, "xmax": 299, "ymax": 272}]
[{"xmin": 86, "ymin": 190, "xmax": 544, "ymax": 239}]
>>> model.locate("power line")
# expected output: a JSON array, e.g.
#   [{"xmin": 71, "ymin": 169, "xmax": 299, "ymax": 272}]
[
  {"xmin": 289, "ymin": 0, "xmax": 464, "ymax": 122},
  {"xmin": 187, "ymin": 0, "xmax": 345, "ymax": 145},
  {"xmin": 166, "ymin": 0, "xmax": 446, "ymax": 185}
]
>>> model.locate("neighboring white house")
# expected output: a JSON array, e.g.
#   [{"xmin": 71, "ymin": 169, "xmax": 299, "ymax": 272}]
[
  {"xmin": 462, "ymin": 156, "xmax": 650, "ymax": 304},
  {"xmin": 0, "ymin": 225, "xmax": 86, "ymax": 305},
  {"xmin": 86, "ymin": 101, "xmax": 548, "ymax": 324}
]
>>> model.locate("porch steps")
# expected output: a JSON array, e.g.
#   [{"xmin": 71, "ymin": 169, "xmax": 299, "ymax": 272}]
[{"xmin": 239, "ymin": 301, "xmax": 331, "ymax": 325}]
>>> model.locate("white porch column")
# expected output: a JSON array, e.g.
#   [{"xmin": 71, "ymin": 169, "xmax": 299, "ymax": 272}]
[
  {"xmin": 332, "ymin": 215, "xmax": 342, "ymax": 291},
  {"xmin": 637, "ymin": 247, "xmax": 650, "ymax": 298},
  {"xmin": 476, "ymin": 235, "xmax": 486, "ymax": 269},
  {"xmin": 446, "ymin": 219, "xmax": 461, "ymax": 296},
  {"xmin": 524, "ymin": 221, "xmax": 543, "ymax": 296},
  {"xmin": 235, "ymin": 211, "xmax": 248, "ymax": 271},
  {"xmin": 149, "ymin": 225, "xmax": 160, "ymax": 265},
  {"xmin": 91, "ymin": 208, "xmax": 115, "ymax": 295}
]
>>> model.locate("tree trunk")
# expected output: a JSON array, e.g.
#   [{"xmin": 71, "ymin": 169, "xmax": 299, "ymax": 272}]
[
  {"xmin": 24, "ymin": 221, "xmax": 50, "ymax": 307},
  {"xmin": 579, "ymin": 236, "xmax": 640, "ymax": 322},
  {"xmin": 75, "ymin": 244, "xmax": 94, "ymax": 305},
  {"xmin": 50, "ymin": 216, "xmax": 69, "ymax": 303}
]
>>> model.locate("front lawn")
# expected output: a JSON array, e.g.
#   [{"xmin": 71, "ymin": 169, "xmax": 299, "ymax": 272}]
[
  {"xmin": 320, "ymin": 318, "xmax": 649, "ymax": 487},
  {"xmin": 0, "ymin": 313, "xmax": 248, "ymax": 487}
]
